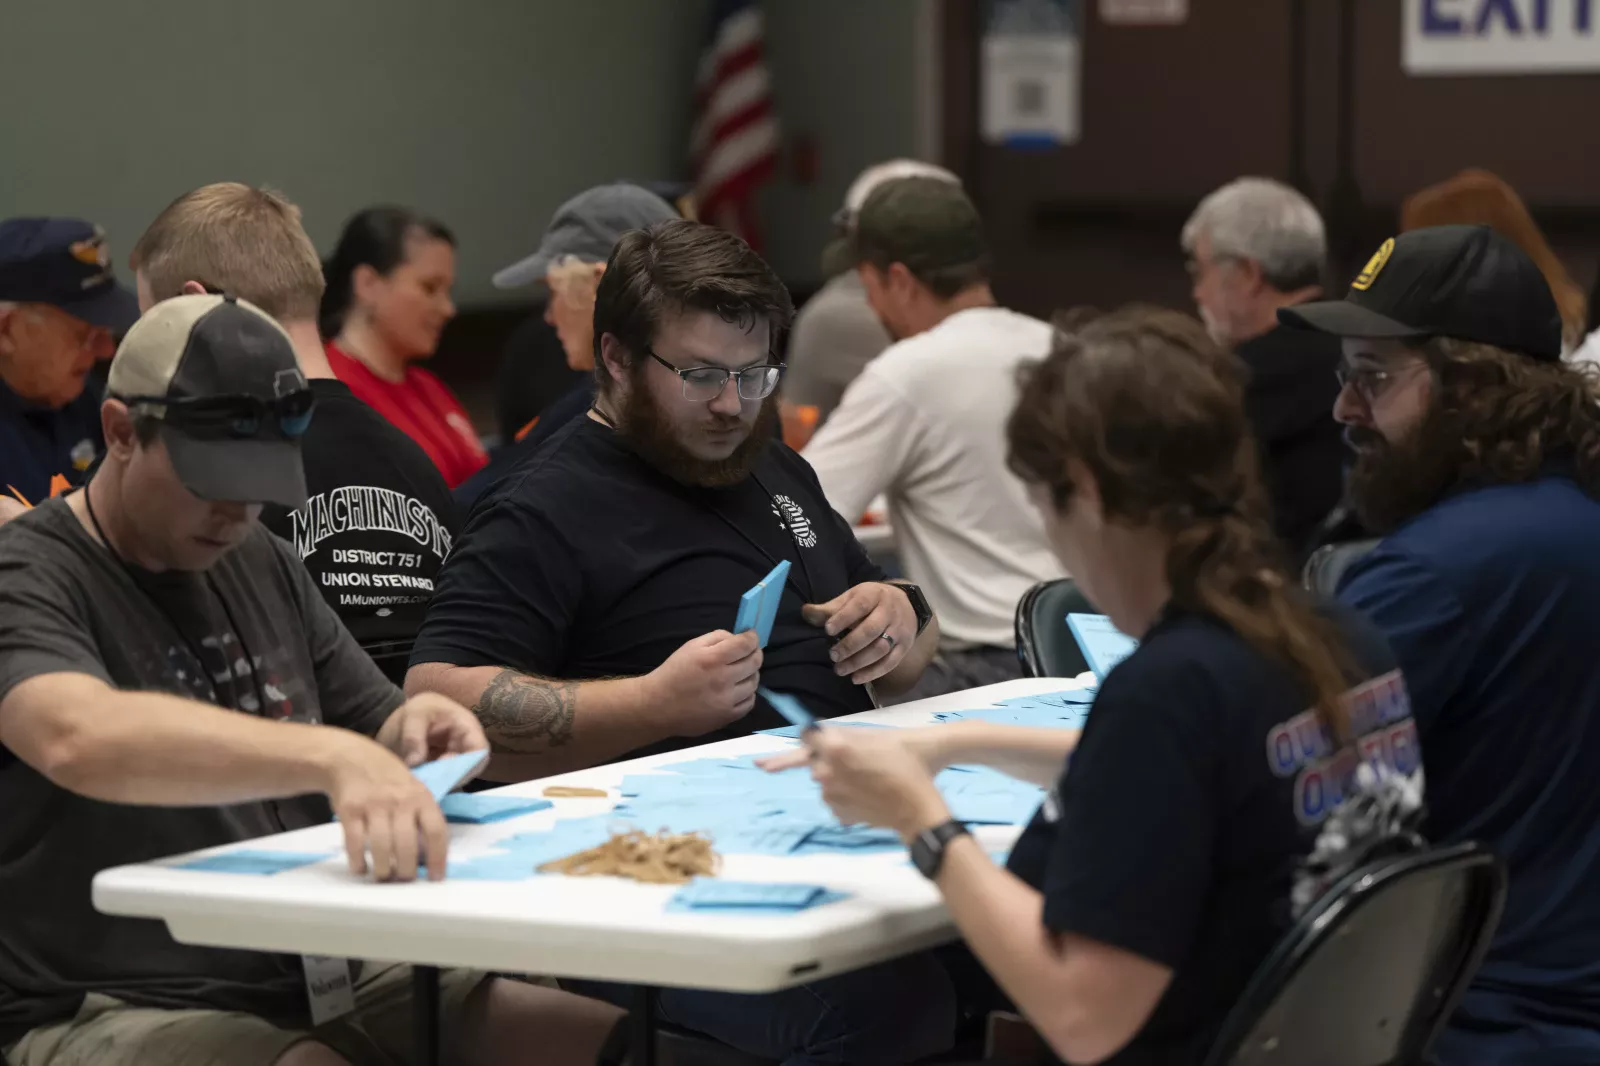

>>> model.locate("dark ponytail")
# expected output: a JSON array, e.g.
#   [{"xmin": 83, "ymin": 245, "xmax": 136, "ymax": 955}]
[
  {"xmin": 1006, "ymin": 305, "xmax": 1355, "ymax": 741},
  {"xmin": 319, "ymin": 205, "xmax": 456, "ymax": 340}
]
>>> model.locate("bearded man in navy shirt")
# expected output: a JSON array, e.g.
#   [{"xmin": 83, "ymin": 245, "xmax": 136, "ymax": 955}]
[{"xmin": 1282, "ymin": 224, "xmax": 1600, "ymax": 1064}]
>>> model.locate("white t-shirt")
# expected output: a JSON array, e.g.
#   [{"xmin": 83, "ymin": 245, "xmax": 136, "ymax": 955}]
[{"xmin": 802, "ymin": 306, "xmax": 1065, "ymax": 649}]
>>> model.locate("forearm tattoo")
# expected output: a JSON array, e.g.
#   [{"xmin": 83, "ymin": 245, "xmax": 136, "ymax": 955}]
[{"xmin": 472, "ymin": 670, "xmax": 578, "ymax": 752}]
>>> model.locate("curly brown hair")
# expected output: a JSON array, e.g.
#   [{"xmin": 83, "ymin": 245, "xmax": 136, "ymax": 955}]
[
  {"xmin": 1006, "ymin": 305, "xmax": 1356, "ymax": 740},
  {"xmin": 1422, "ymin": 336, "xmax": 1600, "ymax": 488}
]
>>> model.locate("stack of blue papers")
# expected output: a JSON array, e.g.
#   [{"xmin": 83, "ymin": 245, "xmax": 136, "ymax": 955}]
[
  {"xmin": 179, "ymin": 850, "xmax": 332, "ymax": 875},
  {"xmin": 735, "ymin": 560, "xmax": 792, "ymax": 647},
  {"xmin": 755, "ymin": 721, "xmax": 892, "ymax": 739},
  {"xmin": 440, "ymin": 793, "xmax": 554, "ymax": 824},
  {"xmin": 411, "ymin": 749, "xmax": 490, "ymax": 800},
  {"xmin": 667, "ymin": 878, "xmax": 847, "ymax": 913},
  {"xmin": 1066, "ymin": 613, "xmax": 1139, "ymax": 681}
]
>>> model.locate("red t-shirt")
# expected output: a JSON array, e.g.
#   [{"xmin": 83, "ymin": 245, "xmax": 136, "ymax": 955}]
[{"xmin": 325, "ymin": 342, "xmax": 488, "ymax": 488}]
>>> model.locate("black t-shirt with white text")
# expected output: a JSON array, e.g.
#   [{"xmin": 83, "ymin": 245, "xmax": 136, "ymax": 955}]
[
  {"xmin": 412, "ymin": 416, "xmax": 886, "ymax": 755},
  {"xmin": 1004, "ymin": 604, "xmax": 1416, "ymax": 1065},
  {"xmin": 260, "ymin": 379, "xmax": 459, "ymax": 651},
  {"xmin": 0, "ymin": 499, "xmax": 403, "ymax": 1045}
]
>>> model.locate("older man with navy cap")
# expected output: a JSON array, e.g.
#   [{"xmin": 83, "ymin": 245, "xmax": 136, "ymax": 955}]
[
  {"xmin": 1281, "ymin": 224, "xmax": 1600, "ymax": 1064},
  {"xmin": 0, "ymin": 217, "xmax": 140, "ymax": 507}
]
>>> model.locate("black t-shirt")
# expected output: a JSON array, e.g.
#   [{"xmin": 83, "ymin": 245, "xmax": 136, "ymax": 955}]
[
  {"xmin": 413, "ymin": 416, "xmax": 885, "ymax": 755},
  {"xmin": 260, "ymin": 379, "xmax": 460, "ymax": 653},
  {"xmin": 453, "ymin": 379, "xmax": 595, "ymax": 516},
  {"xmin": 492, "ymin": 309, "xmax": 587, "ymax": 444},
  {"xmin": 0, "ymin": 498, "xmax": 403, "ymax": 1044},
  {"xmin": 1005, "ymin": 604, "xmax": 1417, "ymax": 1065},
  {"xmin": 1234, "ymin": 325, "xmax": 1347, "ymax": 562}
]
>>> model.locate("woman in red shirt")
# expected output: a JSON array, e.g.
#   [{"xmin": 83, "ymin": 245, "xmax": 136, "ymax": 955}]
[{"xmin": 321, "ymin": 207, "xmax": 488, "ymax": 487}]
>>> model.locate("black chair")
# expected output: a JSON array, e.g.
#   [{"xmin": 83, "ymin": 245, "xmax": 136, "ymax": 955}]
[
  {"xmin": 1014, "ymin": 578, "xmax": 1098, "ymax": 679},
  {"xmin": 1203, "ymin": 841, "xmax": 1507, "ymax": 1066},
  {"xmin": 360, "ymin": 639, "xmax": 414, "ymax": 688},
  {"xmin": 1301, "ymin": 538, "xmax": 1381, "ymax": 598}
]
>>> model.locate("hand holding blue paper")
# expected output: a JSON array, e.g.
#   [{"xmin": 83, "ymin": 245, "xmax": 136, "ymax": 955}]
[
  {"xmin": 410, "ymin": 749, "xmax": 490, "ymax": 801},
  {"xmin": 736, "ymin": 560, "xmax": 792, "ymax": 648}
]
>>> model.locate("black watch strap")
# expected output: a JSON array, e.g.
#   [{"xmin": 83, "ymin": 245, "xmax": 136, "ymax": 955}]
[
  {"xmin": 910, "ymin": 819, "xmax": 970, "ymax": 880},
  {"xmin": 891, "ymin": 582, "xmax": 934, "ymax": 636}
]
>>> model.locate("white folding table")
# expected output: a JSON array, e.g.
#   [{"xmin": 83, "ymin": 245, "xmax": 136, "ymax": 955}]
[{"xmin": 93, "ymin": 677, "xmax": 1080, "ymax": 1064}]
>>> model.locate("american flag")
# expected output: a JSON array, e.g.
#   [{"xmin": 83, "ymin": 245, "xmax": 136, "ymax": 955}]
[{"xmin": 690, "ymin": 0, "xmax": 780, "ymax": 249}]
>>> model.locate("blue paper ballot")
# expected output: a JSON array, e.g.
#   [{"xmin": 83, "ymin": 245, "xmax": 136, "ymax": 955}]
[
  {"xmin": 1066, "ymin": 613, "xmax": 1139, "ymax": 681},
  {"xmin": 756, "ymin": 721, "xmax": 891, "ymax": 739},
  {"xmin": 179, "ymin": 850, "xmax": 331, "ymax": 875},
  {"xmin": 410, "ymin": 749, "xmax": 490, "ymax": 801},
  {"xmin": 735, "ymin": 560, "xmax": 792, "ymax": 647},
  {"xmin": 668, "ymin": 879, "xmax": 846, "ymax": 913},
  {"xmin": 760, "ymin": 687, "xmax": 816, "ymax": 730},
  {"xmin": 440, "ymin": 793, "xmax": 553, "ymax": 824}
]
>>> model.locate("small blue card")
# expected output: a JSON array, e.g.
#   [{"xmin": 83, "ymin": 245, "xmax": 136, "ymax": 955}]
[
  {"xmin": 179, "ymin": 850, "xmax": 331, "ymax": 875},
  {"xmin": 1066, "ymin": 614, "xmax": 1139, "ymax": 681},
  {"xmin": 668, "ymin": 879, "xmax": 846, "ymax": 912},
  {"xmin": 411, "ymin": 749, "xmax": 491, "ymax": 801},
  {"xmin": 440, "ymin": 793, "xmax": 554, "ymax": 824},
  {"xmin": 760, "ymin": 687, "xmax": 815, "ymax": 730},
  {"xmin": 735, "ymin": 560, "xmax": 792, "ymax": 648}
]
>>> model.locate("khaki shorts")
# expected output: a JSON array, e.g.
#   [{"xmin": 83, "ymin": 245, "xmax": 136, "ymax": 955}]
[{"xmin": 5, "ymin": 963, "xmax": 490, "ymax": 1066}]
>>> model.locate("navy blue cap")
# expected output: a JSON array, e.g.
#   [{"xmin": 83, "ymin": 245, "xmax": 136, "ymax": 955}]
[{"xmin": 0, "ymin": 218, "xmax": 140, "ymax": 332}]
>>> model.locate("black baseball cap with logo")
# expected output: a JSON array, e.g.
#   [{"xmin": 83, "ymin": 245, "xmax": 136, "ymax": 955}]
[
  {"xmin": 1279, "ymin": 224, "xmax": 1563, "ymax": 362},
  {"xmin": 847, "ymin": 176, "xmax": 989, "ymax": 282},
  {"xmin": 107, "ymin": 294, "xmax": 313, "ymax": 508},
  {"xmin": 0, "ymin": 217, "xmax": 140, "ymax": 331}
]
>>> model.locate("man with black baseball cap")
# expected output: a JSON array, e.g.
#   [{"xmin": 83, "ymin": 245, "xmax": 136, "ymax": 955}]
[
  {"xmin": 802, "ymin": 175, "xmax": 1063, "ymax": 700},
  {"xmin": 457, "ymin": 182, "xmax": 682, "ymax": 511},
  {"xmin": 1281, "ymin": 224, "xmax": 1600, "ymax": 1064},
  {"xmin": 0, "ymin": 217, "xmax": 139, "ymax": 508},
  {"xmin": 0, "ymin": 293, "xmax": 625, "ymax": 1066}
]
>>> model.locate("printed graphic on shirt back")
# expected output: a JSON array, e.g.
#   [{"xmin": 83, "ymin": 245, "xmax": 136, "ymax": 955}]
[
  {"xmin": 288, "ymin": 484, "xmax": 454, "ymax": 612},
  {"xmin": 1266, "ymin": 669, "xmax": 1419, "ymax": 825}
]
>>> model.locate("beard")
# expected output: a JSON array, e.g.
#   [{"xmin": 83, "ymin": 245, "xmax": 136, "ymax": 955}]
[
  {"xmin": 1346, "ymin": 399, "xmax": 1465, "ymax": 533},
  {"xmin": 614, "ymin": 373, "xmax": 777, "ymax": 488}
]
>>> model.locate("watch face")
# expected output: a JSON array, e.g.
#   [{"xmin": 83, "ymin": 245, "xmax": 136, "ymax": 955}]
[{"xmin": 911, "ymin": 832, "xmax": 940, "ymax": 879}]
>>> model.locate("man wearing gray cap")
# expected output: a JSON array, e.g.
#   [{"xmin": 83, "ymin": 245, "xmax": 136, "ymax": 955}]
[
  {"xmin": 0, "ymin": 294, "xmax": 626, "ymax": 1066},
  {"xmin": 456, "ymin": 182, "xmax": 681, "ymax": 511}
]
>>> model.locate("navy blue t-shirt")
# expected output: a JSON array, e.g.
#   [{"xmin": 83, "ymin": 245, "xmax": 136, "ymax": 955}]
[
  {"xmin": 1005, "ymin": 604, "xmax": 1414, "ymax": 1064},
  {"xmin": 0, "ymin": 381, "xmax": 101, "ymax": 506},
  {"xmin": 1340, "ymin": 476, "xmax": 1600, "ymax": 1064},
  {"xmin": 453, "ymin": 379, "xmax": 594, "ymax": 515}
]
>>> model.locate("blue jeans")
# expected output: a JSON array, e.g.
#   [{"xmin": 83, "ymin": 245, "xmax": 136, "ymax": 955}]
[{"xmin": 567, "ymin": 952, "xmax": 957, "ymax": 1065}]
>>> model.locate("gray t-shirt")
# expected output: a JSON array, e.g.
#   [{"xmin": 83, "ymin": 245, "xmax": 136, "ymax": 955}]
[
  {"xmin": 782, "ymin": 271, "xmax": 891, "ymax": 422},
  {"xmin": 0, "ymin": 498, "xmax": 403, "ymax": 1044}
]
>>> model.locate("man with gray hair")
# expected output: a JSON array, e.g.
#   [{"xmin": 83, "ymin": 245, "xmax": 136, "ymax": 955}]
[{"xmin": 1182, "ymin": 177, "xmax": 1345, "ymax": 558}]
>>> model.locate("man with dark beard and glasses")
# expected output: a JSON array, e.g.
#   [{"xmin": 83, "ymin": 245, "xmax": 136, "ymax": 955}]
[
  {"xmin": 1280, "ymin": 224, "xmax": 1600, "ymax": 1066},
  {"xmin": 404, "ymin": 219, "xmax": 951, "ymax": 1066}
]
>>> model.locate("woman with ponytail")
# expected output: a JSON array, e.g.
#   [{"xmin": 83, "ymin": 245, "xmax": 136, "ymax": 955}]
[{"xmin": 762, "ymin": 306, "xmax": 1422, "ymax": 1065}]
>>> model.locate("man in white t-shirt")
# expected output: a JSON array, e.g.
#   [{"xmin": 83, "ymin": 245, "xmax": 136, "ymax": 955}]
[{"xmin": 803, "ymin": 176, "xmax": 1063, "ymax": 699}]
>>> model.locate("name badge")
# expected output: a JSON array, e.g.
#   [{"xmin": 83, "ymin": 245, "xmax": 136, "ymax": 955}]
[{"xmin": 302, "ymin": 954, "xmax": 356, "ymax": 1026}]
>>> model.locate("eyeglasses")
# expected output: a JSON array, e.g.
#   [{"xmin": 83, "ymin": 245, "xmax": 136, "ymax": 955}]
[
  {"xmin": 1334, "ymin": 360, "xmax": 1427, "ymax": 404},
  {"xmin": 115, "ymin": 390, "xmax": 316, "ymax": 440},
  {"xmin": 647, "ymin": 349, "xmax": 785, "ymax": 402}
]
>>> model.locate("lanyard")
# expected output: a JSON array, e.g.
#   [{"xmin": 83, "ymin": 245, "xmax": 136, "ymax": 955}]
[
  {"xmin": 82, "ymin": 481, "xmax": 268, "ymax": 715},
  {"xmin": 589, "ymin": 404, "xmax": 822, "ymax": 603}
]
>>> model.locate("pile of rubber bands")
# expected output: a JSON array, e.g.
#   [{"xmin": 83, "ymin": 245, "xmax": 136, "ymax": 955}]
[{"xmin": 537, "ymin": 829, "xmax": 720, "ymax": 884}]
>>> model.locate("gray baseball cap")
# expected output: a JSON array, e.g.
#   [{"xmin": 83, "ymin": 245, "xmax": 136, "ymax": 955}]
[{"xmin": 492, "ymin": 183, "xmax": 680, "ymax": 290}]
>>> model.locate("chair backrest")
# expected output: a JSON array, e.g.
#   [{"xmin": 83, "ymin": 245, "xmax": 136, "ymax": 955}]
[
  {"xmin": 1204, "ymin": 841, "xmax": 1507, "ymax": 1066},
  {"xmin": 1014, "ymin": 578, "xmax": 1098, "ymax": 678},
  {"xmin": 361, "ymin": 639, "xmax": 415, "ymax": 687},
  {"xmin": 1301, "ymin": 538, "xmax": 1382, "ymax": 597}
]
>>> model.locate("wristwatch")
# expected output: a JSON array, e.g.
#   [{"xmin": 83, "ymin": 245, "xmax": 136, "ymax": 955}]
[
  {"xmin": 909, "ymin": 819, "xmax": 971, "ymax": 880},
  {"xmin": 890, "ymin": 581, "xmax": 934, "ymax": 636}
]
